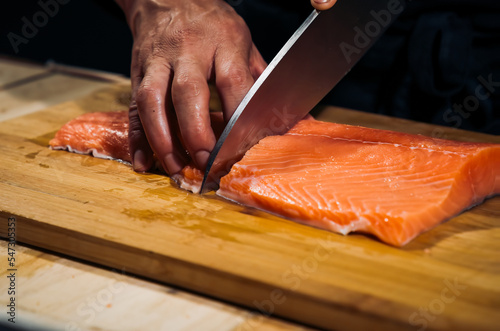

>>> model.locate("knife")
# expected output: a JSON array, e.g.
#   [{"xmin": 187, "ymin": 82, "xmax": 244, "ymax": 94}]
[{"xmin": 201, "ymin": 0, "xmax": 409, "ymax": 193}]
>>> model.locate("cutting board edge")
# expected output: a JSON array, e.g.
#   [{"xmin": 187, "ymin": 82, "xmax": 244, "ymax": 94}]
[{"xmin": 0, "ymin": 211, "xmax": 424, "ymax": 331}]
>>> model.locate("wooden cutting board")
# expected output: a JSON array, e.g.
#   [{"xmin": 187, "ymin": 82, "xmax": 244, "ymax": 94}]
[{"xmin": 1, "ymin": 83, "xmax": 499, "ymax": 331}]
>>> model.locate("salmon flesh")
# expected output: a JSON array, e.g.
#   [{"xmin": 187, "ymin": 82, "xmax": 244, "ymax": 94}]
[{"xmin": 49, "ymin": 111, "xmax": 500, "ymax": 246}]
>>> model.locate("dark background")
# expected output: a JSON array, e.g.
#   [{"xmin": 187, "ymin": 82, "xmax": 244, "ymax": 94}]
[
  {"xmin": 0, "ymin": 0, "xmax": 309, "ymax": 75},
  {"xmin": 1, "ymin": 0, "xmax": 499, "ymax": 134},
  {"xmin": 1, "ymin": 0, "xmax": 132, "ymax": 75}
]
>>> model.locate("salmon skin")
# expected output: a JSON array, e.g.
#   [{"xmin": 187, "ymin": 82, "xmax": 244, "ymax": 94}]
[{"xmin": 50, "ymin": 111, "xmax": 500, "ymax": 246}]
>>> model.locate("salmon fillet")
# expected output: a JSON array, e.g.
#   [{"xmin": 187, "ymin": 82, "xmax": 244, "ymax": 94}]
[
  {"xmin": 218, "ymin": 120, "xmax": 500, "ymax": 246},
  {"xmin": 49, "ymin": 112, "xmax": 500, "ymax": 246}
]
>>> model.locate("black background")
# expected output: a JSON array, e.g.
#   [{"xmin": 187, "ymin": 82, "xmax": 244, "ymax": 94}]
[{"xmin": 1, "ymin": 0, "xmax": 132, "ymax": 75}]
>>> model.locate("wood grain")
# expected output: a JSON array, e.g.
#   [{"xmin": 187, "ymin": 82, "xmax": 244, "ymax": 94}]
[
  {"xmin": 0, "ymin": 59, "xmax": 48, "ymax": 88},
  {"xmin": 0, "ymin": 83, "xmax": 499, "ymax": 331},
  {"xmin": 0, "ymin": 74, "xmax": 110, "ymax": 122},
  {"xmin": 0, "ymin": 242, "xmax": 313, "ymax": 331}
]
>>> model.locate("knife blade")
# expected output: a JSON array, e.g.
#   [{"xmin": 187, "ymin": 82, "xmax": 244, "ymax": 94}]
[{"xmin": 201, "ymin": 0, "xmax": 408, "ymax": 193}]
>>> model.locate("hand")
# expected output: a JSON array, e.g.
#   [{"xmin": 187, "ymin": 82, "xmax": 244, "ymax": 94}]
[
  {"xmin": 116, "ymin": 0, "xmax": 267, "ymax": 174},
  {"xmin": 311, "ymin": 0, "xmax": 337, "ymax": 11}
]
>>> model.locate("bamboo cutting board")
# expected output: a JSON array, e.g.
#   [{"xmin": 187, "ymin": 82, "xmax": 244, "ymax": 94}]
[{"xmin": 0, "ymin": 83, "xmax": 499, "ymax": 331}]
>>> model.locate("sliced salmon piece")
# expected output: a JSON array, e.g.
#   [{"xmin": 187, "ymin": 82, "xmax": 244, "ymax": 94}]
[
  {"xmin": 49, "ymin": 111, "xmax": 131, "ymax": 163},
  {"xmin": 49, "ymin": 111, "xmax": 219, "ymax": 192},
  {"xmin": 50, "ymin": 112, "xmax": 500, "ymax": 246},
  {"xmin": 172, "ymin": 166, "xmax": 204, "ymax": 193},
  {"xmin": 218, "ymin": 120, "xmax": 500, "ymax": 246}
]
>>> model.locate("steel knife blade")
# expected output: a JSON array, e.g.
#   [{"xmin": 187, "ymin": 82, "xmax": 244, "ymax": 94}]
[{"xmin": 201, "ymin": 0, "xmax": 408, "ymax": 193}]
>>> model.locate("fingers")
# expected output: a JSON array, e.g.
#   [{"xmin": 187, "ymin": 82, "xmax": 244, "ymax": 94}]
[
  {"xmin": 171, "ymin": 59, "xmax": 215, "ymax": 169},
  {"xmin": 249, "ymin": 45, "xmax": 267, "ymax": 80},
  {"xmin": 128, "ymin": 56, "xmax": 154, "ymax": 172},
  {"xmin": 124, "ymin": 1, "xmax": 269, "ymax": 176},
  {"xmin": 135, "ymin": 62, "xmax": 187, "ymax": 175},
  {"xmin": 215, "ymin": 49, "xmax": 258, "ymax": 122},
  {"xmin": 129, "ymin": 47, "xmax": 263, "ymax": 175},
  {"xmin": 128, "ymin": 101, "xmax": 154, "ymax": 172},
  {"xmin": 172, "ymin": 45, "xmax": 266, "ymax": 171},
  {"xmin": 310, "ymin": 0, "xmax": 337, "ymax": 11}
]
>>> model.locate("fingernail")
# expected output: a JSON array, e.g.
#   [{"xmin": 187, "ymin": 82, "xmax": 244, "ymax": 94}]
[
  {"xmin": 163, "ymin": 153, "xmax": 184, "ymax": 175},
  {"xmin": 194, "ymin": 150, "xmax": 211, "ymax": 170},
  {"xmin": 314, "ymin": 0, "xmax": 329, "ymax": 3},
  {"xmin": 133, "ymin": 149, "xmax": 148, "ymax": 172}
]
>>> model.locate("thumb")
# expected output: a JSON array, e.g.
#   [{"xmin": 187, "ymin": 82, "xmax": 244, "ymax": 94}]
[{"xmin": 310, "ymin": 0, "xmax": 337, "ymax": 11}]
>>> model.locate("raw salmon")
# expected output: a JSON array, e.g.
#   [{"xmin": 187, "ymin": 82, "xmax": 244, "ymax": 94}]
[
  {"xmin": 171, "ymin": 166, "xmax": 204, "ymax": 193},
  {"xmin": 50, "ymin": 112, "xmax": 500, "ymax": 246},
  {"xmin": 49, "ymin": 111, "xmax": 217, "ymax": 192},
  {"xmin": 49, "ymin": 111, "xmax": 131, "ymax": 163},
  {"xmin": 218, "ymin": 120, "xmax": 500, "ymax": 246}
]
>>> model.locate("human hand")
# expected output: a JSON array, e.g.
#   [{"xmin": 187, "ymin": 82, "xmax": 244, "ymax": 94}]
[
  {"xmin": 311, "ymin": 0, "xmax": 337, "ymax": 11},
  {"xmin": 116, "ymin": 0, "xmax": 267, "ymax": 174}
]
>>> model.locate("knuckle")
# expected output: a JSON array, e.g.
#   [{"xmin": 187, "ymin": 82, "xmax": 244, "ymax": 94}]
[
  {"xmin": 217, "ymin": 65, "xmax": 251, "ymax": 90},
  {"xmin": 184, "ymin": 123, "xmax": 204, "ymax": 142},
  {"xmin": 173, "ymin": 73, "xmax": 202, "ymax": 97},
  {"xmin": 128, "ymin": 127, "xmax": 145, "ymax": 145},
  {"xmin": 127, "ymin": 110, "xmax": 147, "ymax": 146},
  {"xmin": 127, "ymin": 120, "xmax": 146, "ymax": 148},
  {"xmin": 128, "ymin": 108, "xmax": 142, "ymax": 129},
  {"xmin": 135, "ymin": 85, "xmax": 160, "ymax": 108}
]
